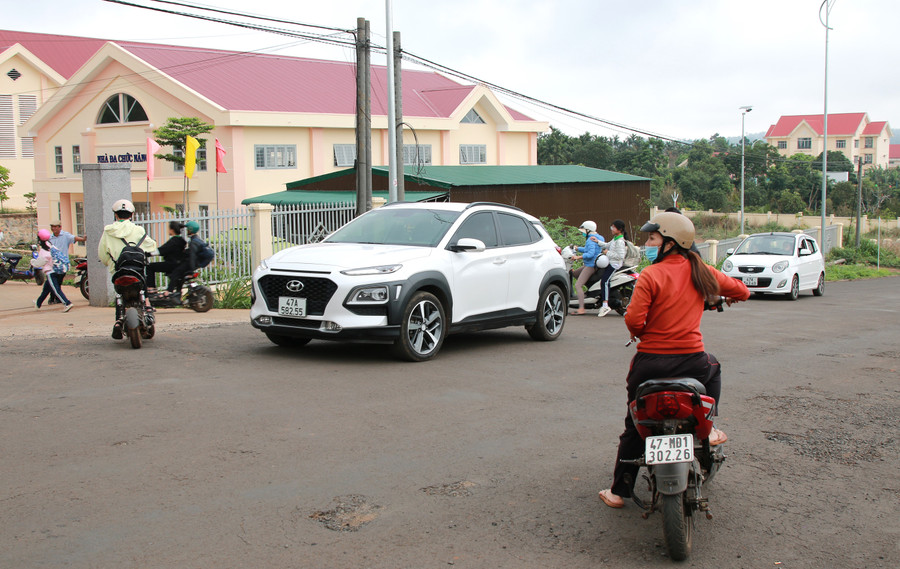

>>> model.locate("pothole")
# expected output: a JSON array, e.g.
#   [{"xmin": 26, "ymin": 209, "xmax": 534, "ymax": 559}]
[
  {"xmin": 421, "ymin": 480, "xmax": 476, "ymax": 497},
  {"xmin": 309, "ymin": 494, "xmax": 379, "ymax": 532}
]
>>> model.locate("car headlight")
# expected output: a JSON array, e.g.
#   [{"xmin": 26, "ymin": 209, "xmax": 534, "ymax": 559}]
[
  {"xmin": 722, "ymin": 259, "xmax": 733, "ymax": 272},
  {"xmin": 257, "ymin": 258, "xmax": 269, "ymax": 271},
  {"xmin": 341, "ymin": 264, "xmax": 402, "ymax": 276},
  {"xmin": 772, "ymin": 260, "xmax": 789, "ymax": 273},
  {"xmin": 347, "ymin": 285, "xmax": 390, "ymax": 304}
]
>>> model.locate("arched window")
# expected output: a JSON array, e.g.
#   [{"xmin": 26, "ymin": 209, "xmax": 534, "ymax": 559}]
[{"xmin": 97, "ymin": 93, "xmax": 148, "ymax": 124}]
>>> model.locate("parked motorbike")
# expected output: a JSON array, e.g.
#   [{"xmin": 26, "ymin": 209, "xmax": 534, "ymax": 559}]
[
  {"xmin": 619, "ymin": 298, "xmax": 729, "ymax": 561},
  {"xmin": 73, "ymin": 257, "xmax": 89, "ymax": 300},
  {"xmin": 112, "ymin": 266, "xmax": 155, "ymax": 349},
  {"xmin": 0, "ymin": 245, "xmax": 47, "ymax": 286},
  {"xmin": 561, "ymin": 245, "xmax": 639, "ymax": 315},
  {"xmin": 148, "ymin": 271, "xmax": 214, "ymax": 313}
]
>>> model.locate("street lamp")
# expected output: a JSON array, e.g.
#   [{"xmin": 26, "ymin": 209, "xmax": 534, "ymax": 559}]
[{"xmin": 739, "ymin": 105, "xmax": 752, "ymax": 235}]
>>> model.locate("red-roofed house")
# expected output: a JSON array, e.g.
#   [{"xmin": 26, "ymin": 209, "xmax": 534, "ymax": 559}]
[
  {"xmin": 765, "ymin": 112, "xmax": 893, "ymax": 173},
  {"xmin": 889, "ymin": 144, "xmax": 900, "ymax": 169},
  {"xmin": 1, "ymin": 30, "xmax": 547, "ymax": 228}
]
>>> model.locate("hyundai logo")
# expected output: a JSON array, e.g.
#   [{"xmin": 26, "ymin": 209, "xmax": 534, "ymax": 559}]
[{"xmin": 286, "ymin": 280, "xmax": 305, "ymax": 292}]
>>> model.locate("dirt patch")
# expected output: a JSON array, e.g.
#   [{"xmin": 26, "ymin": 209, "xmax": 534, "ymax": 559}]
[{"xmin": 309, "ymin": 494, "xmax": 380, "ymax": 532}]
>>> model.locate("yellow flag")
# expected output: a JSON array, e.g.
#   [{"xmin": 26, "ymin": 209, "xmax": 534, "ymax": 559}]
[{"xmin": 184, "ymin": 136, "xmax": 200, "ymax": 179}]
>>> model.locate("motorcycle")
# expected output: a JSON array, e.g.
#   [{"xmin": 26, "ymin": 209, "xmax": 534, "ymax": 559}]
[
  {"xmin": 561, "ymin": 245, "xmax": 639, "ymax": 315},
  {"xmin": 619, "ymin": 298, "xmax": 729, "ymax": 561},
  {"xmin": 73, "ymin": 257, "xmax": 89, "ymax": 300},
  {"xmin": 0, "ymin": 245, "xmax": 47, "ymax": 286},
  {"xmin": 112, "ymin": 265, "xmax": 155, "ymax": 349},
  {"xmin": 148, "ymin": 271, "xmax": 214, "ymax": 313}
]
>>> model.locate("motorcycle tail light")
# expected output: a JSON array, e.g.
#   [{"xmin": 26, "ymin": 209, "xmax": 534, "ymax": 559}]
[
  {"xmin": 656, "ymin": 394, "xmax": 681, "ymax": 418},
  {"xmin": 191, "ymin": 272, "xmax": 200, "ymax": 278},
  {"xmin": 114, "ymin": 275, "xmax": 140, "ymax": 286}
]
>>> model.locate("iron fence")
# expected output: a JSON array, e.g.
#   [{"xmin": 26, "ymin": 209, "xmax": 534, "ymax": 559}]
[
  {"xmin": 134, "ymin": 208, "xmax": 251, "ymax": 288},
  {"xmin": 271, "ymin": 202, "xmax": 356, "ymax": 252}
]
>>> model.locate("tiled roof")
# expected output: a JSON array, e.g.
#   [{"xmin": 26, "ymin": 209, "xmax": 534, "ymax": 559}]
[
  {"xmin": 1, "ymin": 29, "xmax": 534, "ymax": 120},
  {"xmin": 765, "ymin": 113, "xmax": 867, "ymax": 137},
  {"xmin": 862, "ymin": 121, "xmax": 887, "ymax": 135},
  {"xmin": 890, "ymin": 145, "xmax": 900, "ymax": 160}
]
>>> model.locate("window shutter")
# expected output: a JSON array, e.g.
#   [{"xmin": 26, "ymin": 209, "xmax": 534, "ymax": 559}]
[{"xmin": 0, "ymin": 95, "xmax": 14, "ymax": 159}]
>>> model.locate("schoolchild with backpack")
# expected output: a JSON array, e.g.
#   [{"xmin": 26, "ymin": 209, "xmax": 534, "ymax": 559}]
[
  {"xmin": 97, "ymin": 199, "xmax": 157, "ymax": 338},
  {"xmin": 34, "ymin": 228, "xmax": 74, "ymax": 312}
]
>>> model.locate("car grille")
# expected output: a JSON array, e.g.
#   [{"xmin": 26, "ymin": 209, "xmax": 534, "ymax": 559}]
[
  {"xmin": 738, "ymin": 266, "xmax": 765, "ymax": 274},
  {"xmin": 258, "ymin": 274, "xmax": 338, "ymax": 316}
]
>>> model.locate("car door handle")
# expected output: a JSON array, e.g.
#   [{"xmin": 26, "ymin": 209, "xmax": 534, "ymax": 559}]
[
  {"xmin": 493, "ymin": 258, "xmax": 507, "ymax": 265},
  {"xmin": 530, "ymin": 252, "xmax": 543, "ymax": 259}
]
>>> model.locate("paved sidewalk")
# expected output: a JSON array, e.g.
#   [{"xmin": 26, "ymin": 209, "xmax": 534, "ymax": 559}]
[{"xmin": 0, "ymin": 280, "xmax": 248, "ymax": 340}]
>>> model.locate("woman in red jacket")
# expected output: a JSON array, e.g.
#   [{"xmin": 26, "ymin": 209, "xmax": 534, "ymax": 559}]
[{"xmin": 598, "ymin": 212, "xmax": 750, "ymax": 509}]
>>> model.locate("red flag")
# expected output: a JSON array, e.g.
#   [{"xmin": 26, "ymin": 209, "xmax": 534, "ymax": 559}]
[
  {"xmin": 215, "ymin": 138, "xmax": 227, "ymax": 173},
  {"xmin": 146, "ymin": 138, "xmax": 161, "ymax": 181}
]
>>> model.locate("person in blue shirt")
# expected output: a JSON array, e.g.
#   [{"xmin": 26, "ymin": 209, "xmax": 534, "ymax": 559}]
[{"xmin": 570, "ymin": 220, "xmax": 604, "ymax": 315}]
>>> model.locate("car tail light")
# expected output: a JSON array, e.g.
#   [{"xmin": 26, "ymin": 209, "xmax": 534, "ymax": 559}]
[
  {"xmin": 656, "ymin": 394, "xmax": 681, "ymax": 418},
  {"xmin": 114, "ymin": 275, "xmax": 140, "ymax": 286}
]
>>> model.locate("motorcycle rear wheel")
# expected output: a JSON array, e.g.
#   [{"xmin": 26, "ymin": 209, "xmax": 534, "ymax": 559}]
[
  {"xmin": 0, "ymin": 266, "xmax": 8, "ymax": 284},
  {"xmin": 125, "ymin": 308, "xmax": 142, "ymax": 349},
  {"xmin": 188, "ymin": 286, "xmax": 215, "ymax": 312},
  {"xmin": 661, "ymin": 493, "xmax": 692, "ymax": 561},
  {"xmin": 34, "ymin": 271, "xmax": 46, "ymax": 286},
  {"xmin": 615, "ymin": 283, "xmax": 634, "ymax": 316},
  {"xmin": 79, "ymin": 277, "xmax": 89, "ymax": 300}
]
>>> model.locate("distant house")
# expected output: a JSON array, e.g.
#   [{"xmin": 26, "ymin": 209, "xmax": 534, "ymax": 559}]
[
  {"xmin": 1, "ymin": 30, "xmax": 547, "ymax": 232},
  {"xmin": 890, "ymin": 144, "xmax": 900, "ymax": 169},
  {"xmin": 765, "ymin": 113, "xmax": 892, "ymax": 173}
]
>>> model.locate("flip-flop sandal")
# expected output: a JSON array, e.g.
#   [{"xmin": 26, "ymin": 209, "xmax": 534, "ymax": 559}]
[
  {"xmin": 568, "ymin": 311, "xmax": 586, "ymax": 316},
  {"xmin": 598, "ymin": 489, "xmax": 625, "ymax": 508}
]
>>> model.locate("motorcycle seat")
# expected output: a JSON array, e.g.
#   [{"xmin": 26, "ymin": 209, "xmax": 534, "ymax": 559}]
[
  {"xmin": 636, "ymin": 377, "xmax": 707, "ymax": 398},
  {"xmin": 3, "ymin": 252, "xmax": 23, "ymax": 263}
]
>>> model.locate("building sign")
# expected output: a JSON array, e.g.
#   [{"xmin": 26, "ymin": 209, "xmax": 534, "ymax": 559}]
[{"xmin": 97, "ymin": 152, "xmax": 147, "ymax": 164}]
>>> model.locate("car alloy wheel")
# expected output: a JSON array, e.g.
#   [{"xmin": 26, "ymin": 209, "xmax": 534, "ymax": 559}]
[{"xmin": 394, "ymin": 292, "xmax": 445, "ymax": 362}]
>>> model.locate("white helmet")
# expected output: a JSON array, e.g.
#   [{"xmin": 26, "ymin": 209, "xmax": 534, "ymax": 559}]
[
  {"xmin": 112, "ymin": 199, "xmax": 135, "ymax": 214},
  {"xmin": 579, "ymin": 220, "xmax": 597, "ymax": 233},
  {"xmin": 595, "ymin": 255, "xmax": 609, "ymax": 269}
]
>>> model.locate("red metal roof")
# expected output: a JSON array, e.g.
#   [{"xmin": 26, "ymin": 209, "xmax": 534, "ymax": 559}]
[
  {"xmin": 1, "ymin": 29, "xmax": 535, "ymax": 120},
  {"xmin": 766, "ymin": 113, "xmax": 867, "ymax": 137},
  {"xmin": 862, "ymin": 121, "xmax": 887, "ymax": 135},
  {"xmin": 890, "ymin": 144, "xmax": 900, "ymax": 159}
]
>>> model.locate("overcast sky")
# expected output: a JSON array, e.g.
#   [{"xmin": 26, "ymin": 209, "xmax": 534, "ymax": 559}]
[{"xmin": 4, "ymin": 0, "xmax": 896, "ymax": 141}]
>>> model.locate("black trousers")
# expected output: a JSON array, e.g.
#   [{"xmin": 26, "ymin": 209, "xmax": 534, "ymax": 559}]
[
  {"xmin": 146, "ymin": 260, "xmax": 179, "ymax": 290},
  {"xmin": 610, "ymin": 351, "xmax": 721, "ymax": 498}
]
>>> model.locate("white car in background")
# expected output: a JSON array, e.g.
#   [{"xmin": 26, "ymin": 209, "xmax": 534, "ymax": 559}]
[
  {"xmin": 250, "ymin": 202, "xmax": 570, "ymax": 361},
  {"xmin": 722, "ymin": 232, "xmax": 826, "ymax": 300}
]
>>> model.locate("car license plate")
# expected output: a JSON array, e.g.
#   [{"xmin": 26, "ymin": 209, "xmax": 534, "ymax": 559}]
[
  {"xmin": 278, "ymin": 296, "xmax": 307, "ymax": 318},
  {"xmin": 743, "ymin": 276, "xmax": 758, "ymax": 286},
  {"xmin": 645, "ymin": 434, "xmax": 694, "ymax": 465}
]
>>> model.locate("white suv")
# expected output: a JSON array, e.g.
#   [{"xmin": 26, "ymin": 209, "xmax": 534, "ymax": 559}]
[{"xmin": 250, "ymin": 202, "xmax": 569, "ymax": 361}]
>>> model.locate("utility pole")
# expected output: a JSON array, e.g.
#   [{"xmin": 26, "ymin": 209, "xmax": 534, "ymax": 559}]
[
  {"xmin": 394, "ymin": 30, "xmax": 405, "ymax": 201},
  {"xmin": 364, "ymin": 19, "xmax": 372, "ymax": 210},
  {"xmin": 855, "ymin": 156, "xmax": 863, "ymax": 248},
  {"xmin": 355, "ymin": 18, "xmax": 369, "ymax": 216},
  {"xmin": 819, "ymin": 0, "xmax": 835, "ymax": 246}
]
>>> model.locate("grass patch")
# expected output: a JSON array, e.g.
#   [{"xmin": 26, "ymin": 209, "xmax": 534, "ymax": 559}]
[
  {"xmin": 825, "ymin": 264, "xmax": 894, "ymax": 281},
  {"xmin": 214, "ymin": 277, "xmax": 252, "ymax": 309}
]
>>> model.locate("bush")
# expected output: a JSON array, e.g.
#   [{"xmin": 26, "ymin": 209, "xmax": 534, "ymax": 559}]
[
  {"xmin": 540, "ymin": 216, "xmax": 583, "ymax": 249},
  {"xmin": 825, "ymin": 264, "xmax": 894, "ymax": 281},
  {"xmin": 827, "ymin": 239, "xmax": 900, "ymax": 268},
  {"xmin": 214, "ymin": 277, "xmax": 252, "ymax": 309}
]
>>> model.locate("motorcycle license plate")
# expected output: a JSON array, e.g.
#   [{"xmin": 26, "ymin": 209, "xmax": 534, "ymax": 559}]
[
  {"xmin": 278, "ymin": 296, "xmax": 307, "ymax": 318},
  {"xmin": 645, "ymin": 434, "xmax": 694, "ymax": 465},
  {"xmin": 742, "ymin": 276, "xmax": 758, "ymax": 286}
]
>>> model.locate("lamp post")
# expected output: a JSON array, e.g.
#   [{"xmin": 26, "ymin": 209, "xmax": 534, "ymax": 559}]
[
  {"xmin": 739, "ymin": 105, "xmax": 752, "ymax": 235},
  {"xmin": 819, "ymin": 0, "xmax": 835, "ymax": 246}
]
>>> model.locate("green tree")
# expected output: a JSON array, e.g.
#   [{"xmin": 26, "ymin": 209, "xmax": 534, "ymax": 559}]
[
  {"xmin": 537, "ymin": 126, "xmax": 574, "ymax": 165},
  {"xmin": 672, "ymin": 140, "xmax": 732, "ymax": 211},
  {"xmin": 152, "ymin": 117, "xmax": 214, "ymax": 168},
  {"xmin": 775, "ymin": 189, "xmax": 806, "ymax": 213},
  {"xmin": 0, "ymin": 165, "xmax": 13, "ymax": 212}
]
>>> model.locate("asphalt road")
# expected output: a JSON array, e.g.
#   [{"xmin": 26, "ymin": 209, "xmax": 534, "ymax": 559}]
[{"xmin": 2, "ymin": 278, "xmax": 898, "ymax": 568}]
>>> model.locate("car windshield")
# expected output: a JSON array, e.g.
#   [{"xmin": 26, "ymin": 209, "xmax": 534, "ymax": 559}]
[
  {"xmin": 325, "ymin": 208, "xmax": 461, "ymax": 247},
  {"xmin": 734, "ymin": 235, "xmax": 795, "ymax": 255}
]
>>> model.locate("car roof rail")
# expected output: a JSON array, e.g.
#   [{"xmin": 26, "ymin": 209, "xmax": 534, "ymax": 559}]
[{"xmin": 464, "ymin": 201, "xmax": 524, "ymax": 213}]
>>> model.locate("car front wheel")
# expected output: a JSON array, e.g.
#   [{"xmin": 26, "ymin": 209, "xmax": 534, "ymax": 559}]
[
  {"xmin": 393, "ymin": 291, "xmax": 445, "ymax": 362},
  {"xmin": 787, "ymin": 275, "xmax": 800, "ymax": 301},
  {"xmin": 527, "ymin": 284, "xmax": 566, "ymax": 341},
  {"xmin": 812, "ymin": 272, "xmax": 825, "ymax": 296}
]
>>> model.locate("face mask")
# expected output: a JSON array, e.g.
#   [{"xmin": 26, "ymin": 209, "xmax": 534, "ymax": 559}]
[{"xmin": 644, "ymin": 246, "xmax": 659, "ymax": 263}]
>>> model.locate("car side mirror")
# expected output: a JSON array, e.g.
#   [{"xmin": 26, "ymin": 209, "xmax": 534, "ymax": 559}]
[
  {"xmin": 799, "ymin": 248, "xmax": 809, "ymax": 256},
  {"xmin": 726, "ymin": 248, "xmax": 734, "ymax": 255},
  {"xmin": 450, "ymin": 238, "xmax": 486, "ymax": 253}
]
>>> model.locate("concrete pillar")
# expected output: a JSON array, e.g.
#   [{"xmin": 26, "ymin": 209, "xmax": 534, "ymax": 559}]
[
  {"xmin": 81, "ymin": 163, "xmax": 133, "ymax": 307},
  {"xmin": 248, "ymin": 203, "xmax": 274, "ymax": 270},
  {"xmin": 705, "ymin": 239, "xmax": 718, "ymax": 264}
]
